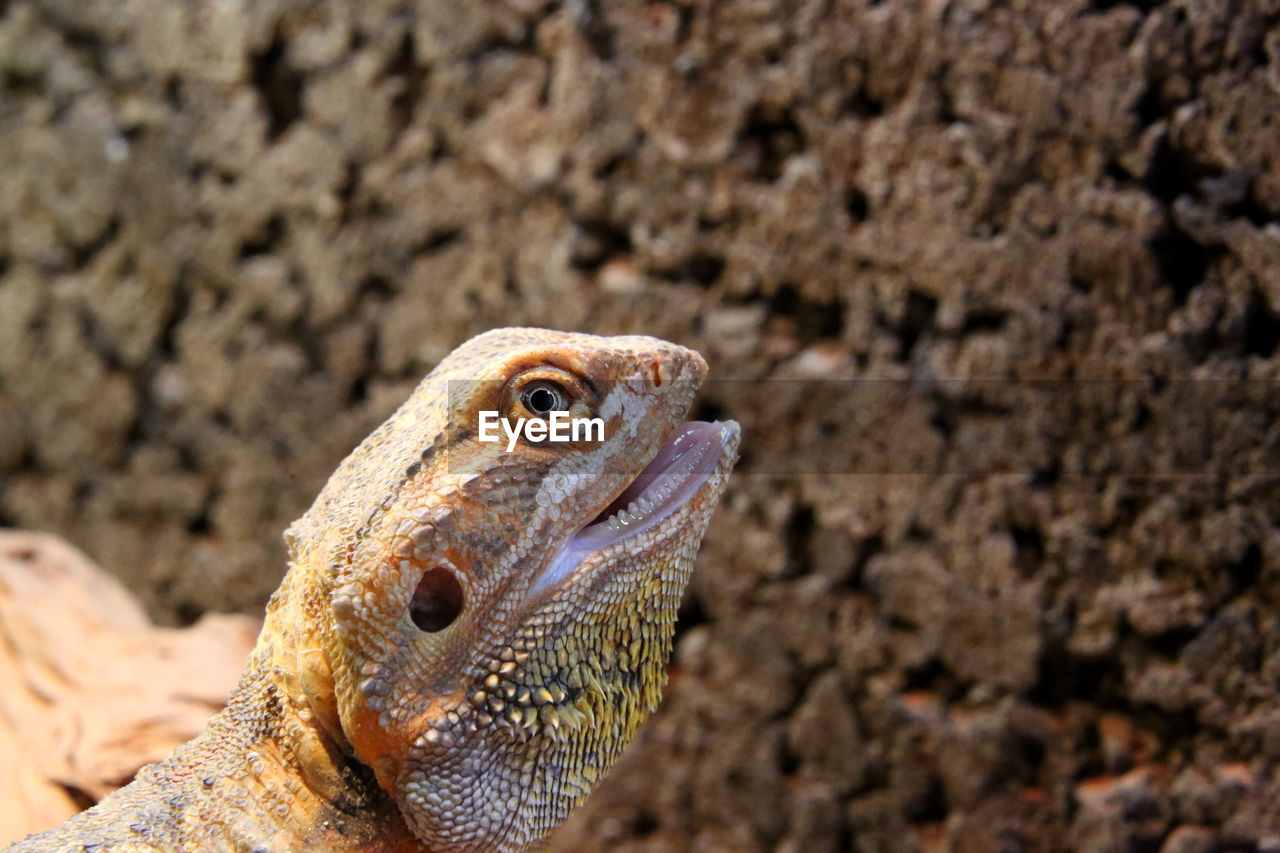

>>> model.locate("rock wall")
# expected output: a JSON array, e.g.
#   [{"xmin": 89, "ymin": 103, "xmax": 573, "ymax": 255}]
[{"xmin": 2, "ymin": 1, "xmax": 1279, "ymax": 849}]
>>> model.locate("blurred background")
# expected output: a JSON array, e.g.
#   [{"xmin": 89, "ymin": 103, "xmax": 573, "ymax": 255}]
[{"xmin": 2, "ymin": 0, "xmax": 1279, "ymax": 849}]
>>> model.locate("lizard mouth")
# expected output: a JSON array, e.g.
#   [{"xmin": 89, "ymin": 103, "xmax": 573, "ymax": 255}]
[{"xmin": 530, "ymin": 421, "xmax": 738, "ymax": 596}]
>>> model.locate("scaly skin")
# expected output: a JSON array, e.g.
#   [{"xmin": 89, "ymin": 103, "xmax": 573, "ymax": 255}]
[{"xmin": 9, "ymin": 328, "xmax": 740, "ymax": 853}]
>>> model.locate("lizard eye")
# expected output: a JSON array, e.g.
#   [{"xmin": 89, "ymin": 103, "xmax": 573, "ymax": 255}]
[{"xmin": 520, "ymin": 380, "xmax": 569, "ymax": 418}]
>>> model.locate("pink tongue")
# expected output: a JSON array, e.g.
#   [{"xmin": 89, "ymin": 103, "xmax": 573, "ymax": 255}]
[
  {"xmin": 529, "ymin": 421, "xmax": 729, "ymax": 598},
  {"xmin": 587, "ymin": 423, "xmax": 713, "ymax": 526}
]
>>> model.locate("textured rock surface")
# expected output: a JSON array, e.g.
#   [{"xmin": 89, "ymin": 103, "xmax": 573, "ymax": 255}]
[{"xmin": 1, "ymin": 0, "xmax": 1279, "ymax": 849}]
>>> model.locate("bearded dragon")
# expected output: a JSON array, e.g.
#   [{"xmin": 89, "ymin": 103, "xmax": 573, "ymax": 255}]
[{"xmin": 8, "ymin": 328, "xmax": 740, "ymax": 852}]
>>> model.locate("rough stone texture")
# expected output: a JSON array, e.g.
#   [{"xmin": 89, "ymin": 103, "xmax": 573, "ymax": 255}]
[{"xmin": 1, "ymin": 0, "xmax": 1279, "ymax": 850}]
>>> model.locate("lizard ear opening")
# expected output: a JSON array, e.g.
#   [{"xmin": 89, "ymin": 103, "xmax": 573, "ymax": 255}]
[{"xmin": 409, "ymin": 567, "xmax": 464, "ymax": 632}]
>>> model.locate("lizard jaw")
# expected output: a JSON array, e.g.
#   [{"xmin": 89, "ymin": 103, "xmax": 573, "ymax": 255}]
[{"xmin": 530, "ymin": 420, "xmax": 739, "ymax": 597}]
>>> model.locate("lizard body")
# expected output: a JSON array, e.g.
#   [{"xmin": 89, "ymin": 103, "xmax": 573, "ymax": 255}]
[{"xmin": 9, "ymin": 328, "xmax": 739, "ymax": 853}]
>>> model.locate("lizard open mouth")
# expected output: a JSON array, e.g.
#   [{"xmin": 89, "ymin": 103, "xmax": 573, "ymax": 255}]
[{"xmin": 530, "ymin": 421, "xmax": 736, "ymax": 596}]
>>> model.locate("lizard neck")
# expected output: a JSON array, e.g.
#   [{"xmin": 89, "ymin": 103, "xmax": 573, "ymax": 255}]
[
  {"xmin": 166, "ymin": 565, "xmax": 425, "ymax": 851},
  {"xmin": 156, "ymin": 644, "xmax": 422, "ymax": 851}
]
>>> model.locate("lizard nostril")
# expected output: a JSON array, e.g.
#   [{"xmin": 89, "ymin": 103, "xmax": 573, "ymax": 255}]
[{"xmin": 409, "ymin": 567, "xmax": 464, "ymax": 632}]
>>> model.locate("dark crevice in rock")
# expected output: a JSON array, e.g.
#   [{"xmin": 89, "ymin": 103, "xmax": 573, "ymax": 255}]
[
  {"xmin": 841, "ymin": 85, "xmax": 887, "ymax": 119},
  {"xmin": 778, "ymin": 737, "xmax": 801, "ymax": 775},
  {"xmin": 959, "ymin": 309, "xmax": 1008, "ymax": 335},
  {"xmin": 358, "ymin": 273, "xmax": 395, "ymax": 300},
  {"xmin": 347, "ymin": 323, "xmax": 381, "ymax": 405},
  {"xmin": 250, "ymin": 30, "xmax": 304, "ymax": 142},
  {"xmin": 1029, "ymin": 640, "xmax": 1125, "ymax": 710},
  {"xmin": 845, "ymin": 534, "xmax": 884, "ymax": 591},
  {"xmin": 630, "ymin": 811, "xmax": 659, "ymax": 838},
  {"xmin": 1223, "ymin": 183, "xmax": 1276, "ymax": 228},
  {"xmin": 766, "ymin": 284, "xmax": 845, "ymax": 341},
  {"xmin": 1089, "ymin": 0, "xmax": 1160, "ymax": 12},
  {"xmin": 1132, "ymin": 77, "xmax": 1172, "ymax": 128},
  {"xmin": 672, "ymin": 587, "xmax": 709, "ymax": 648},
  {"xmin": 71, "ymin": 477, "xmax": 93, "ymax": 509},
  {"xmin": 55, "ymin": 782, "xmax": 97, "ymax": 813},
  {"xmin": 427, "ymin": 132, "xmax": 451, "ymax": 163},
  {"xmin": 154, "ymin": 270, "xmax": 190, "ymax": 364},
  {"xmin": 781, "ymin": 503, "xmax": 815, "ymax": 578},
  {"xmin": 1029, "ymin": 460, "xmax": 1062, "ymax": 489},
  {"xmin": 591, "ymin": 147, "xmax": 632, "ymax": 181},
  {"xmin": 689, "ymin": 396, "xmax": 727, "ymax": 424},
  {"xmin": 411, "ymin": 229, "xmax": 463, "ymax": 256},
  {"xmin": 845, "ymin": 187, "xmax": 870, "ymax": 222},
  {"xmin": 569, "ymin": 219, "xmax": 633, "ymax": 272},
  {"xmin": 1147, "ymin": 224, "xmax": 1224, "ymax": 304},
  {"xmin": 1129, "ymin": 702, "xmax": 1203, "ymax": 758},
  {"xmin": 901, "ymin": 658, "xmax": 964, "ymax": 701},
  {"xmin": 286, "ymin": 303, "xmax": 328, "ymax": 377},
  {"xmin": 115, "ymin": 272, "xmax": 194, "ymax": 469},
  {"xmin": 74, "ymin": 304, "xmax": 122, "ymax": 372},
  {"xmin": 237, "ymin": 214, "xmax": 285, "ymax": 260},
  {"xmin": 1, "ymin": 68, "xmax": 43, "ymax": 94},
  {"xmin": 576, "ymin": 0, "xmax": 617, "ymax": 61},
  {"xmin": 336, "ymin": 161, "xmax": 361, "ymax": 224},
  {"xmin": 1011, "ymin": 525, "xmax": 1045, "ymax": 579},
  {"xmin": 1142, "ymin": 133, "xmax": 1197, "ymax": 206},
  {"xmin": 895, "ymin": 290, "xmax": 938, "ymax": 361},
  {"xmin": 70, "ymin": 216, "xmax": 120, "ymax": 269},
  {"xmin": 51, "ymin": 16, "xmax": 112, "ymax": 80},
  {"xmin": 1195, "ymin": 169, "xmax": 1250, "ymax": 212},
  {"xmin": 185, "ymin": 501, "xmax": 212, "ymax": 536},
  {"xmin": 1143, "ymin": 625, "xmax": 1204, "ymax": 660},
  {"xmin": 173, "ymin": 600, "xmax": 205, "ymax": 627},
  {"xmin": 1241, "ymin": 293, "xmax": 1280, "ymax": 358},
  {"xmin": 674, "ymin": 5, "xmax": 696, "ymax": 45},
  {"xmin": 684, "ymin": 252, "xmax": 726, "ymax": 288},
  {"xmin": 163, "ymin": 75, "xmax": 184, "ymax": 110},
  {"xmin": 0, "ymin": 497, "xmax": 17, "ymax": 528},
  {"xmin": 501, "ymin": 260, "xmax": 519, "ymax": 298},
  {"xmin": 905, "ymin": 776, "xmax": 950, "ymax": 825},
  {"xmin": 1228, "ymin": 542, "xmax": 1262, "ymax": 593},
  {"xmin": 997, "ymin": 730, "xmax": 1049, "ymax": 787},
  {"xmin": 738, "ymin": 104, "xmax": 805, "ymax": 182},
  {"xmin": 464, "ymin": 24, "xmax": 538, "ymax": 63},
  {"xmin": 386, "ymin": 31, "xmax": 427, "ymax": 140},
  {"xmin": 347, "ymin": 373, "xmax": 370, "ymax": 406}
]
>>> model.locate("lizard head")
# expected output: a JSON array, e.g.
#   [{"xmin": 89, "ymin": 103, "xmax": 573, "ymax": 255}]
[{"xmin": 286, "ymin": 328, "xmax": 739, "ymax": 851}]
